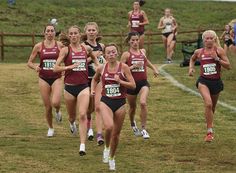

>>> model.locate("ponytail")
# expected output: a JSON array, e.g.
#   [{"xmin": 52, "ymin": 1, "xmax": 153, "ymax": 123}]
[{"xmin": 59, "ymin": 32, "xmax": 70, "ymax": 46}]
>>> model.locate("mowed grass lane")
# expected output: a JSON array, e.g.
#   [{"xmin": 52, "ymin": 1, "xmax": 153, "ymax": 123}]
[{"xmin": 0, "ymin": 63, "xmax": 235, "ymax": 173}]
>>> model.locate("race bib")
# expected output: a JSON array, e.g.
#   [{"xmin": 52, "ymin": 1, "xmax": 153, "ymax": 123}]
[
  {"xmin": 131, "ymin": 60, "xmax": 144, "ymax": 72},
  {"xmin": 203, "ymin": 63, "xmax": 217, "ymax": 75},
  {"xmin": 163, "ymin": 23, "xmax": 172, "ymax": 33},
  {"xmin": 43, "ymin": 59, "xmax": 56, "ymax": 70},
  {"xmin": 98, "ymin": 55, "xmax": 106, "ymax": 64},
  {"xmin": 105, "ymin": 84, "xmax": 121, "ymax": 97},
  {"xmin": 72, "ymin": 59, "xmax": 86, "ymax": 71},
  {"xmin": 132, "ymin": 20, "xmax": 140, "ymax": 28}
]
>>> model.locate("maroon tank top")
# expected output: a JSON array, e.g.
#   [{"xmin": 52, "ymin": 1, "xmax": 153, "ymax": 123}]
[
  {"xmin": 39, "ymin": 41, "xmax": 61, "ymax": 79},
  {"xmin": 129, "ymin": 11, "xmax": 144, "ymax": 33},
  {"xmin": 126, "ymin": 50, "xmax": 147, "ymax": 81},
  {"xmin": 64, "ymin": 45, "xmax": 88, "ymax": 85},
  {"xmin": 101, "ymin": 63, "xmax": 127, "ymax": 99},
  {"xmin": 199, "ymin": 48, "xmax": 221, "ymax": 80}
]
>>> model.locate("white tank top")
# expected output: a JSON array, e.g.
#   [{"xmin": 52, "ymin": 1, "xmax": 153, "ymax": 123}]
[{"xmin": 162, "ymin": 16, "xmax": 174, "ymax": 34}]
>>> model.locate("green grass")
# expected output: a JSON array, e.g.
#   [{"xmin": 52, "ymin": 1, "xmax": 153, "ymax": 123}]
[
  {"xmin": 1, "ymin": 0, "xmax": 236, "ymax": 63},
  {"xmin": 0, "ymin": 63, "xmax": 235, "ymax": 173},
  {"xmin": 0, "ymin": 1, "xmax": 236, "ymax": 172}
]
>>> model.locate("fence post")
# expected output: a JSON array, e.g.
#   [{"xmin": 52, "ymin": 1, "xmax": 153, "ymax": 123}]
[
  {"xmin": 146, "ymin": 30, "xmax": 151, "ymax": 58},
  {"xmin": 32, "ymin": 32, "xmax": 35, "ymax": 48},
  {"xmin": 0, "ymin": 32, "xmax": 4, "ymax": 61},
  {"xmin": 120, "ymin": 31, "xmax": 124, "ymax": 53}
]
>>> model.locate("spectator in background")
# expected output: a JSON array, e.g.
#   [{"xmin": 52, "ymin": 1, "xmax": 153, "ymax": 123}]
[
  {"xmin": 7, "ymin": 0, "xmax": 16, "ymax": 6},
  {"xmin": 158, "ymin": 8, "xmax": 178, "ymax": 63},
  {"xmin": 128, "ymin": 0, "xmax": 149, "ymax": 48}
]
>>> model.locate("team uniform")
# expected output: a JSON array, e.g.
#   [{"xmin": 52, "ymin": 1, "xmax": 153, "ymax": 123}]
[
  {"xmin": 101, "ymin": 63, "xmax": 127, "ymax": 113},
  {"xmin": 64, "ymin": 45, "xmax": 89, "ymax": 97},
  {"xmin": 129, "ymin": 11, "xmax": 145, "ymax": 35},
  {"xmin": 84, "ymin": 41, "xmax": 105, "ymax": 86},
  {"xmin": 161, "ymin": 16, "xmax": 175, "ymax": 38},
  {"xmin": 196, "ymin": 48, "xmax": 223, "ymax": 95},
  {"xmin": 126, "ymin": 50, "xmax": 149, "ymax": 95},
  {"xmin": 223, "ymin": 31, "xmax": 234, "ymax": 47},
  {"xmin": 39, "ymin": 41, "xmax": 61, "ymax": 86}
]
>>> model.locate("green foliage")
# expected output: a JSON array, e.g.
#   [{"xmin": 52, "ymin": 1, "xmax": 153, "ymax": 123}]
[{"xmin": 1, "ymin": 0, "xmax": 236, "ymax": 63}]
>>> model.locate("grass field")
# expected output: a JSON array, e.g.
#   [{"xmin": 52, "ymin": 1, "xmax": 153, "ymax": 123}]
[{"xmin": 0, "ymin": 60, "xmax": 235, "ymax": 173}]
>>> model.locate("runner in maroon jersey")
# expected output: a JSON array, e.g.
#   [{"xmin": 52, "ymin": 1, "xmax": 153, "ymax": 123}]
[
  {"xmin": 91, "ymin": 43, "xmax": 135, "ymax": 171},
  {"xmin": 189, "ymin": 30, "xmax": 231, "ymax": 142},
  {"xmin": 27, "ymin": 24, "xmax": 63, "ymax": 137},
  {"xmin": 121, "ymin": 32, "xmax": 159, "ymax": 139},
  {"xmin": 128, "ymin": 0, "xmax": 149, "ymax": 49},
  {"xmin": 53, "ymin": 25, "xmax": 99, "ymax": 156}
]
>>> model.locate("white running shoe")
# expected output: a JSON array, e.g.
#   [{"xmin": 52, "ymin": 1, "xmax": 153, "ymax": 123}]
[
  {"xmin": 55, "ymin": 111, "xmax": 62, "ymax": 123},
  {"xmin": 131, "ymin": 121, "xmax": 142, "ymax": 137},
  {"xmin": 47, "ymin": 128, "xmax": 54, "ymax": 137},
  {"xmin": 109, "ymin": 158, "xmax": 116, "ymax": 171},
  {"xmin": 87, "ymin": 128, "xmax": 94, "ymax": 141},
  {"xmin": 141, "ymin": 129, "xmax": 150, "ymax": 139},
  {"xmin": 79, "ymin": 143, "xmax": 86, "ymax": 156},
  {"xmin": 103, "ymin": 148, "xmax": 110, "ymax": 163},
  {"xmin": 69, "ymin": 122, "xmax": 77, "ymax": 136}
]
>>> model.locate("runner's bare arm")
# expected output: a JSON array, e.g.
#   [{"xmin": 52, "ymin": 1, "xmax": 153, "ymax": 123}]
[{"xmin": 27, "ymin": 43, "xmax": 41, "ymax": 72}]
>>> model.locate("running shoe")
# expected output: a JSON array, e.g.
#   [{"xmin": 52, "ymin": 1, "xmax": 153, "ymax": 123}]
[
  {"xmin": 87, "ymin": 128, "xmax": 94, "ymax": 141},
  {"xmin": 141, "ymin": 129, "xmax": 150, "ymax": 139},
  {"xmin": 97, "ymin": 134, "xmax": 104, "ymax": 146},
  {"xmin": 55, "ymin": 111, "xmax": 62, "ymax": 123},
  {"xmin": 103, "ymin": 148, "xmax": 110, "ymax": 163},
  {"xmin": 47, "ymin": 128, "xmax": 54, "ymax": 137},
  {"xmin": 69, "ymin": 122, "xmax": 77, "ymax": 136},
  {"xmin": 131, "ymin": 121, "xmax": 142, "ymax": 137},
  {"xmin": 109, "ymin": 158, "xmax": 116, "ymax": 171},
  {"xmin": 79, "ymin": 143, "xmax": 86, "ymax": 156},
  {"xmin": 205, "ymin": 132, "xmax": 214, "ymax": 142},
  {"xmin": 165, "ymin": 58, "xmax": 172, "ymax": 64}
]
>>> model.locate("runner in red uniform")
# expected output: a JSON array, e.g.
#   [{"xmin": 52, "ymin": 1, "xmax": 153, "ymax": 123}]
[
  {"xmin": 91, "ymin": 43, "xmax": 135, "ymax": 171},
  {"xmin": 121, "ymin": 32, "xmax": 159, "ymax": 139},
  {"xmin": 128, "ymin": 0, "xmax": 149, "ymax": 48},
  {"xmin": 189, "ymin": 30, "xmax": 231, "ymax": 142},
  {"xmin": 27, "ymin": 24, "xmax": 63, "ymax": 137},
  {"xmin": 54, "ymin": 25, "xmax": 99, "ymax": 156}
]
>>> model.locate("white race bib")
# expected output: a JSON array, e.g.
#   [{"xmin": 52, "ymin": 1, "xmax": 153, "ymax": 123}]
[
  {"xmin": 72, "ymin": 59, "xmax": 86, "ymax": 71},
  {"xmin": 105, "ymin": 84, "xmax": 121, "ymax": 97},
  {"xmin": 131, "ymin": 60, "xmax": 144, "ymax": 72},
  {"xmin": 43, "ymin": 59, "xmax": 56, "ymax": 70},
  {"xmin": 132, "ymin": 20, "xmax": 140, "ymax": 28},
  {"xmin": 203, "ymin": 63, "xmax": 217, "ymax": 75}
]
